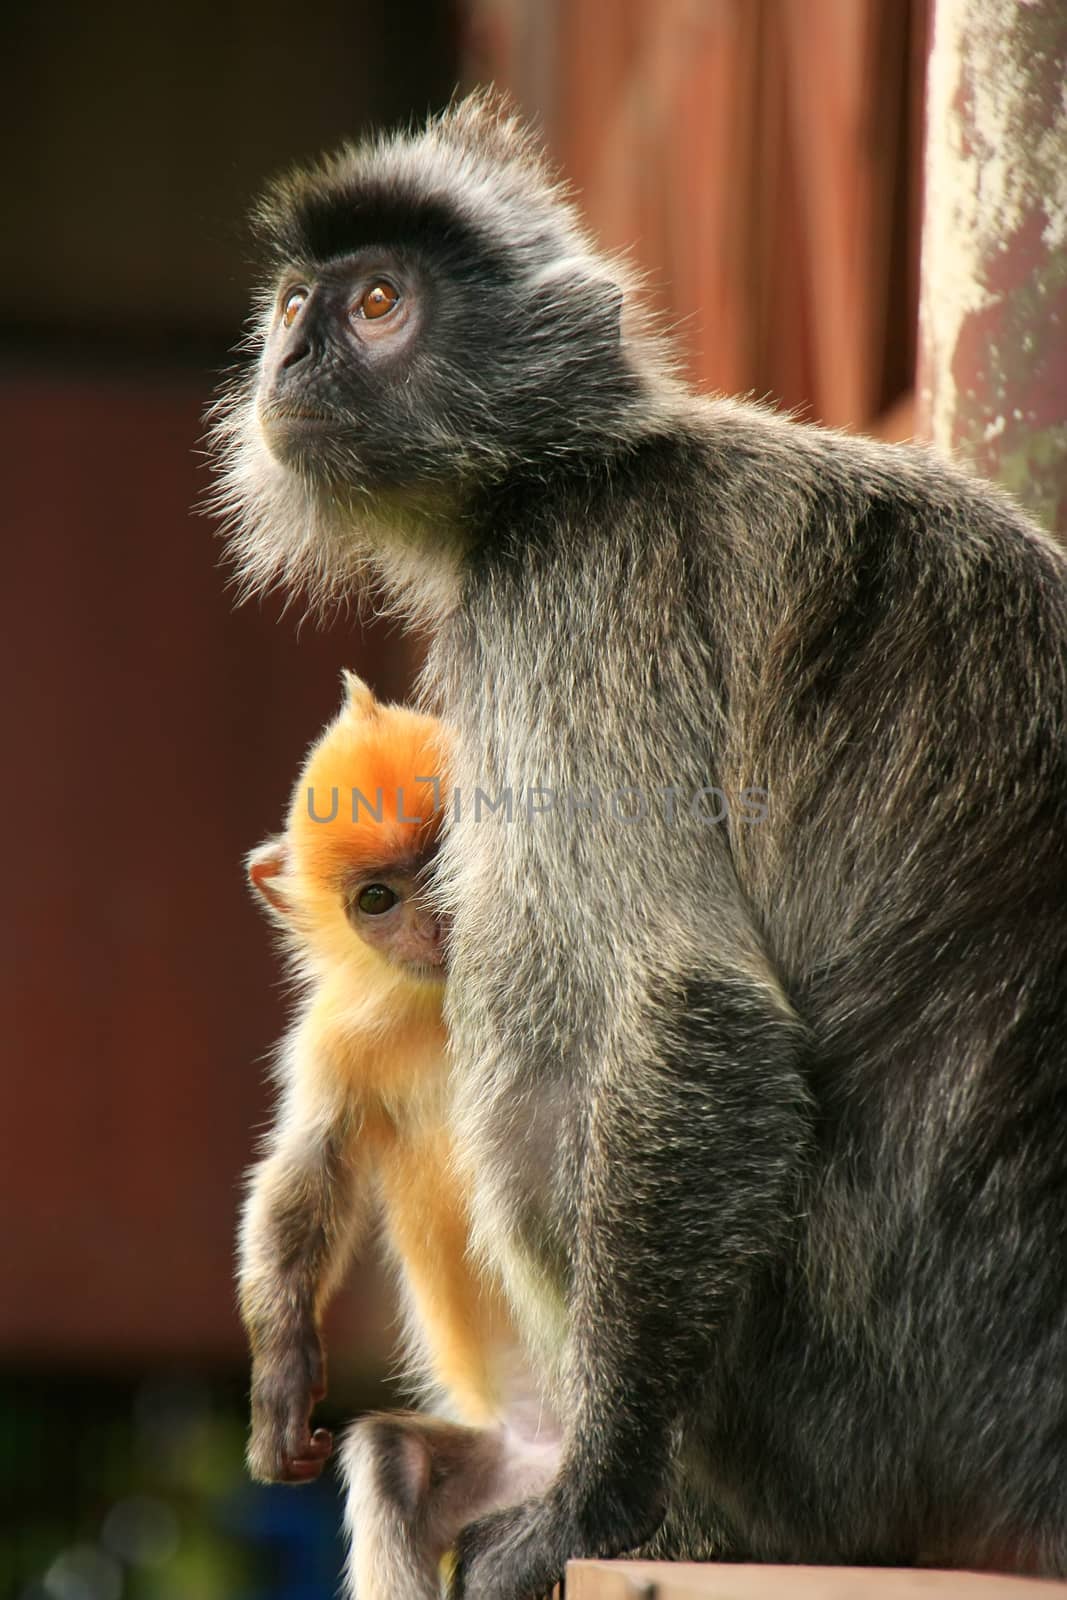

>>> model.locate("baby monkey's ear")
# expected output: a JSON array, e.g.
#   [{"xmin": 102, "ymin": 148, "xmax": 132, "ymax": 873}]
[{"xmin": 247, "ymin": 836, "xmax": 294, "ymax": 918}]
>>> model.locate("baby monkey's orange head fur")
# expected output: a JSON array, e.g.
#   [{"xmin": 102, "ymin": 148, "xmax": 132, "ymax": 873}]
[{"xmin": 248, "ymin": 672, "xmax": 449, "ymax": 989}]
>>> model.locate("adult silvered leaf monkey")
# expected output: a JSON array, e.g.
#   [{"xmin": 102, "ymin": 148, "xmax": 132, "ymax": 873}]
[{"xmin": 209, "ymin": 91, "xmax": 1067, "ymax": 1597}]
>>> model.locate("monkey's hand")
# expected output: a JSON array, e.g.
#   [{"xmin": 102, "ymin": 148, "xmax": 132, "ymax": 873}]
[
  {"xmin": 248, "ymin": 1330, "xmax": 332, "ymax": 1484},
  {"xmin": 449, "ymin": 1502, "xmax": 559, "ymax": 1600},
  {"xmin": 449, "ymin": 1481, "xmax": 664, "ymax": 1600}
]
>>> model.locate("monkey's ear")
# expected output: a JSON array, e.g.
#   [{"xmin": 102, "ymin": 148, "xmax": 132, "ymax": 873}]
[
  {"xmin": 599, "ymin": 281, "xmax": 624, "ymax": 345},
  {"xmin": 528, "ymin": 260, "xmax": 624, "ymax": 344},
  {"xmin": 247, "ymin": 837, "xmax": 293, "ymax": 917},
  {"xmin": 341, "ymin": 669, "xmax": 380, "ymax": 718}
]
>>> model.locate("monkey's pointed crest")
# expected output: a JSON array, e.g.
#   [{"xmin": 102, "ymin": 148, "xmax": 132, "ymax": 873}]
[
  {"xmin": 342, "ymin": 669, "xmax": 379, "ymax": 718},
  {"xmin": 434, "ymin": 85, "xmax": 546, "ymax": 168}
]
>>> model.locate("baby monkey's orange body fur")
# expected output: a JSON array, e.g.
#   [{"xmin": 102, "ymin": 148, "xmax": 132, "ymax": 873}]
[{"xmin": 239, "ymin": 673, "xmax": 507, "ymax": 1487}]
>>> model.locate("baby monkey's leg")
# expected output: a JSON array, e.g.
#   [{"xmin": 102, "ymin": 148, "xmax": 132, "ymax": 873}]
[{"xmin": 341, "ymin": 1413, "xmax": 560, "ymax": 1600}]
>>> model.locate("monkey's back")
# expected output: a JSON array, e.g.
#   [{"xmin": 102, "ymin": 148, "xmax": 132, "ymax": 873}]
[
  {"xmin": 722, "ymin": 420, "xmax": 1067, "ymax": 1563},
  {"xmin": 675, "ymin": 409, "xmax": 1067, "ymax": 1565}
]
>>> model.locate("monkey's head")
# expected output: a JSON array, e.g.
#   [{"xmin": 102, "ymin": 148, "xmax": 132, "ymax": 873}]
[
  {"xmin": 209, "ymin": 90, "xmax": 674, "ymax": 605},
  {"xmin": 248, "ymin": 672, "xmax": 449, "ymax": 987}
]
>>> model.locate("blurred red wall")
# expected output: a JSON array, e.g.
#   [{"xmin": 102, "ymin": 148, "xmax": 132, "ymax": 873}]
[
  {"xmin": 464, "ymin": 0, "xmax": 928, "ymax": 435},
  {"xmin": 2, "ymin": 371, "xmax": 411, "ymax": 1365}
]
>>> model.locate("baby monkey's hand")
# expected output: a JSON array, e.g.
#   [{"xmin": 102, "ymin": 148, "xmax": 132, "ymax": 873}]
[{"xmin": 248, "ymin": 1327, "xmax": 332, "ymax": 1483}]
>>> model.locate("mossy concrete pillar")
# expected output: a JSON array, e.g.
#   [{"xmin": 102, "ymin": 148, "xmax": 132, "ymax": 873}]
[{"xmin": 918, "ymin": 0, "xmax": 1067, "ymax": 537}]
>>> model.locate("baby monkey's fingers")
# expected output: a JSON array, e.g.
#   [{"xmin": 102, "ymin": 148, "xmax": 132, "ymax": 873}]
[{"xmin": 284, "ymin": 1425, "xmax": 334, "ymax": 1482}]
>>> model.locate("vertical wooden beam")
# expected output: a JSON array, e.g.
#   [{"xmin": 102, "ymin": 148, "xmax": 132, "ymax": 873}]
[{"xmin": 918, "ymin": 0, "xmax": 1067, "ymax": 537}]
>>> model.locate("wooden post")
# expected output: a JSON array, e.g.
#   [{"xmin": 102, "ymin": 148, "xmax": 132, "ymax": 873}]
[{"xmin": 917, "ymin": 0, "xmax": 1067, "ymax": 538}]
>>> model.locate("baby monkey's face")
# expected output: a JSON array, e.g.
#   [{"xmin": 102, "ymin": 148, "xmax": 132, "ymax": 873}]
[{"xmin": 344, "ymin": 855, "xmax": 447, "ymax": 981}]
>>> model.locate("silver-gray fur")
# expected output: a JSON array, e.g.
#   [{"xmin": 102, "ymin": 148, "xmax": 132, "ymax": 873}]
[{"xmin": 209, "ymin": 90, "xmax": 1067, "ymax": 1597}]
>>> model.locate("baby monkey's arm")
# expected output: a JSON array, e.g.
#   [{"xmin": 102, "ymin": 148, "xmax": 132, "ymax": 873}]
[{"xmin": 238, "ymin": 1012, "xmax": 377, "ymax": 1484}]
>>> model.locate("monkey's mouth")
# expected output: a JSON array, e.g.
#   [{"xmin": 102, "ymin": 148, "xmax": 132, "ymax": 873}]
[
  {"xmin": 258, "ymin": 407, "xmax": 352, "ymax": 468},
  {"xmin": 261, "ymin": 404, "xmax": 337, "ymax": 424},
  {"xmin": 260, "ymin": 406, "xmax": 343, "ymax": 436}
]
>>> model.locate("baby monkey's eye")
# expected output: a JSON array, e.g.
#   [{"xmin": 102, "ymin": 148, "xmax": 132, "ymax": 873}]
[
  {"xmin": 355, "ymin": 282, "xmax": 400, "ymax": 321},
  {"xmin": 356, "ymin": 883, "xmax": 398, "ymax": 915},
  {"xmin": 281, "ymin": 288, "xmax": 308, "ymax": 328}
]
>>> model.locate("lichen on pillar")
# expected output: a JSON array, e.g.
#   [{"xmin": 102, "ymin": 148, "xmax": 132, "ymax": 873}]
[{"xmin": 918, "ymin": 0, "xmax": 1067, "ymax": 538}]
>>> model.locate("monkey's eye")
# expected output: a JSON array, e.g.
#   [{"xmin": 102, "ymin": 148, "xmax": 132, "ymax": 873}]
[
  {"xmin": 281, "ymin": 288, "xmax": 308, "ymax": 329},
  {"xmin": 354, "ymin": 282, "xmax": 400, "ymax": 321},
  {"xmin": 356, "ymin": 883, "xmax": 398, "ymax": 915}
]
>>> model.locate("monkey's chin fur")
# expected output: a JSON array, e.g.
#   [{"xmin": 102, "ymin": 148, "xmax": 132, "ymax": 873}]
[
  {"xmin": 206, "ymin": 396, "xmax": 467, "ymax": 626},
  {"xmin": 258, "ymin": 411, "xmax": 350, "ymax": 461}
]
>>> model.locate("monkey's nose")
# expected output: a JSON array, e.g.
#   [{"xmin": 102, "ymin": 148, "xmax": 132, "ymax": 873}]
[{"xmin": 280, "ymin": 337, "xmax": 311, "ymax": 371}]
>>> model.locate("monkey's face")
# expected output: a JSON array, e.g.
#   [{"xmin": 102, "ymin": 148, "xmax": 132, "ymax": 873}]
[
  {"xmin": 248, "ymin": 678, "xmax": 450, "ymax": 986},
  {"xmin": 344, "ymin": 863, "xmax": 447, "ymax": 982},
  {"xmin": 253, "ymin": 228, "xmax": 628, "ymax": 497},
  {"xmin": 256, "ymin": 243, "xmax": 445, "ymax": 489},
  {"xmin": 211, "ymin": 96, "xmax": 665, "ymax": 597}
]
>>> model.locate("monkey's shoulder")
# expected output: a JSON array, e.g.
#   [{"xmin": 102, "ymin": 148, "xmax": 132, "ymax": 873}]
[{"xmin": 473, "ymin": 393, "xmax": 1064, "ymax": 592}]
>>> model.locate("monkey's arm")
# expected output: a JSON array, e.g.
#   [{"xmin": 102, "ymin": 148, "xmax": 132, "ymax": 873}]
[
  {"xmin": 238, "ymin": 1010, "xmax": 380, "ymax": 1484},
  {"xmin": 453, "ymin": 965, "xmax": 811, "ymax": 1596}
]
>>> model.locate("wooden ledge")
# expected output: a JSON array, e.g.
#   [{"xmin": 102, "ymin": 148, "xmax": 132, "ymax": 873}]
[{"xmin": 565, "ymin": 1565, "xmax": 1067, "ymax": 1599}]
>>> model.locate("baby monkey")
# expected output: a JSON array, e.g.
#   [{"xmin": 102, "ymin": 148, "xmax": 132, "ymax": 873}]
[
  {"xmin": 240, "ymin": 674, "xmax": 504, "ymax": 1466},
  {"xmin": 240, "ymin": 675, "xmax": 554, "ymax": 1597}
]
